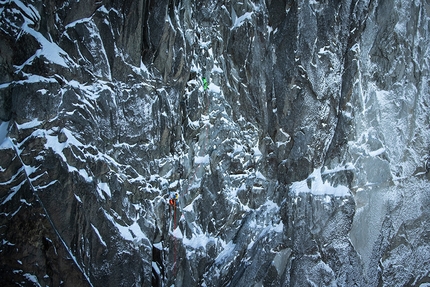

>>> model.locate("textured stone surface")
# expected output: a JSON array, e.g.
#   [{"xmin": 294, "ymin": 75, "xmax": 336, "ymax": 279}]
[{"xmin": 0, "ymin": 0, "xmax": 429, "ymax": 286}]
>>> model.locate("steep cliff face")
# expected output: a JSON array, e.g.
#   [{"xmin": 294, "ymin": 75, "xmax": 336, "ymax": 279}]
[{"xmin": 0, "ymin": 0, "xmax": 429, "ymax": 286}]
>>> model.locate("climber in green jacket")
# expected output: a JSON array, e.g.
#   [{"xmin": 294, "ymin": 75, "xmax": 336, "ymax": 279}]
[{"xmin": 202, "ymin": 77, "xmax": 209, "ymax": 91}]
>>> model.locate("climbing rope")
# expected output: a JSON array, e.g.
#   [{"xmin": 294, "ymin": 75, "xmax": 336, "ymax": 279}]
[
  {"xmin": 171, "ymin": 22, "xmax": 213, "ymax": 280},
  {"xmin": 171, "ymin": 83, "xmax": 211, "ymax": 280},
  {"xmin": 184, "ymin": 86, "xmax": 210, "ymax": 197},
  {"xmin": 173, "ymin": 202, "xmax": 178, "ymax": 276},
  {"xmin": 8, "ymin": 136, "xmax": 94, "ymax": 287}
]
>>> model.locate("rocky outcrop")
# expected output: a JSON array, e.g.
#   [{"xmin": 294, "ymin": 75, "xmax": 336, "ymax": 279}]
[{"xmin": 0, "ymin": 0, "xmax": 429, "ymax": 286}]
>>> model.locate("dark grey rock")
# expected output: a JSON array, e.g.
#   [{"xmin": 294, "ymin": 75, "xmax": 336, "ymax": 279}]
[{"xmin": 0, "ymin": 0, "xmax": 429, "ymax": 286}]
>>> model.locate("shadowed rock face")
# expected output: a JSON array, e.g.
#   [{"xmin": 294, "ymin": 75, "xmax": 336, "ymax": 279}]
[{"xmin": 0, "ymin": 0, "xmax": 429, "ymax": 286}]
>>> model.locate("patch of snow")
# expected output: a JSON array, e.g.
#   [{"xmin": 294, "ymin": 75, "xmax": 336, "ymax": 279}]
[
  {"xmin": 10, "ymin": 0, "xmax": 40, "ymax": 24},
  {"xmin": 208, "ymin": 83, "xmax": 221, "ymax": 94},
  {"xmin": 291, "ymin": 168, "xmax": 350, "ymax": 196},
  {"xmin": 153, "ymin": 242, "xmax": 163, "ymax": 250},
  {"xmin": 261, "ymin": 200, "xmax": 279, "ymax": 212},
  {"xmin": 16, "ymin": 119, "xmax": 42, "ymax": 130},
  {"xmin": 273, "ymin": 221, "xmax": 284, "ymax": 233},
  {"xmin": 2, "ymin": 178, "xmax": 26, "ymax": 205},
  {"xmin": 91, "ymin": 224, "xmax": 107, "ymax": 247},
  {"xmin": 171, "ymin": 226, "xmax": 183, "ymax": 239},
  {"xmin": 78, "ymin": 169, "xmax": 92, "ymax": 183},
  {"xmin": 255, "ymin": 171, "xmax": 266, "ymax": 180},
  {"xmin": 195, "ymin": 155, "xmax": 210, "ymax": 165},
  {"xmin": 19, "ymin": 26, "xmax": 73, "ymax": 69},
  {"xmin": 247, "ymin": 239, "xmax": 255, "ymax": 250},
  {"xmin": 152, "ymin": 261, "xmax": 161, "ymax": 276},
  {"xmin": 140, "ymin": 60, "xmax": 149, "ymax": 74},
  {"xmin": 97, "ymin": 182, "xmax": 111, "ymax": 198},
  {"xmin": 215, "ymin": 240, "xmax": 236, "ymax": 264},
  {"xmin": 97, "ymin": 5, "xmax": 109, "ymax": 14},
  {"xmin": 23, "ymin": 273, "xmax": 39, "ymax": 285},
  {"xmin": 129, "ymin": 221, "xmax": 148, "ymax": 241},
  {"xmin": 23, "ymin": 163, "xmax": 37, "ymax": 177},
  {"xmin": 20, "ymin": 198, "xmax": 31, "ymax": 206},
  {"xmin": 183, "ymin": 194, "xmax": 201, "ymax": 212},
  {"xmin": 103, "ymin": 210, "xmax": 148, "ymax": 243},
  {"xmin": 0, "ymin": 165, "xmax": 24, "ymax": 186},
  {"xmin": 322, "ymin": 163, "xmax": 355, "ymax": 175},
  {"xmin": 188, "ymin": 118, "xmax": 200, "ymax": 130},
  {"xmin": 1, "ymin": 188, "xmax": 19, "ymax": 205},
  {"xmin": 232, "ymin": 12, "xmax": 253, "ymax": 29},
  {"xmin": 253, "ymin": 145, "xmax": 262, "ymax": 157},
  {"xmin": 211, "ymin": 66, "xmax": 223, "ymax": 73},
  {"xmin": 369, "ymin": 147, "xmax": 385, "ymax": 157},
  {"xmin": 2, "ymin": 239, "xmax": 15, "ymax": 246},
  {"xmin": 0, "ymin": 135, "xmax": 14, "ymax": 150},
  {"xmin": 199, "ymin": 40, "xmax": 211, "ymax": 49},
  {"xmin": 74, "ymin": 194, "xmax": 82, "ymax": 203},
  {"xmin": 34, "ymin": 180, "xmax": 58, "ymax": 190},
  {"xmin": 318, "ymin": 45, "xmax": 331, "ymax": 56},
  {"xmin": 183, "ymin": 232, "xmax": 214, "ymax": 249}
]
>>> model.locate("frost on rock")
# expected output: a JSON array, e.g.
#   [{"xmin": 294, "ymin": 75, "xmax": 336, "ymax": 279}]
[{"xmin": 0, "ymin": 0, "xmax": 429, "ymax": 286}]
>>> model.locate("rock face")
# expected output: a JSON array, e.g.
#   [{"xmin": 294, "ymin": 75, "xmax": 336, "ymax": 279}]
[{"xmin": 0, "ymin": 0, "xmax": 429, "ymax": 286}]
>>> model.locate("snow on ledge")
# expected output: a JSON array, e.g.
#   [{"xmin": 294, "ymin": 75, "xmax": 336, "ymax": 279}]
[
  {"xmin": 208, "ymin": 83, "xmax": 221, "ymax": 93},
  {"xmin": 194, "ymin": 155, "xmax": 210, "ymax": 165},
  {"xmin": 171, "ymin": 227, "xmax": 183, "ymax": 239},
  {"xmin": 291, "ymin": 168, "xmax": 350, "ymax": 197}
]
